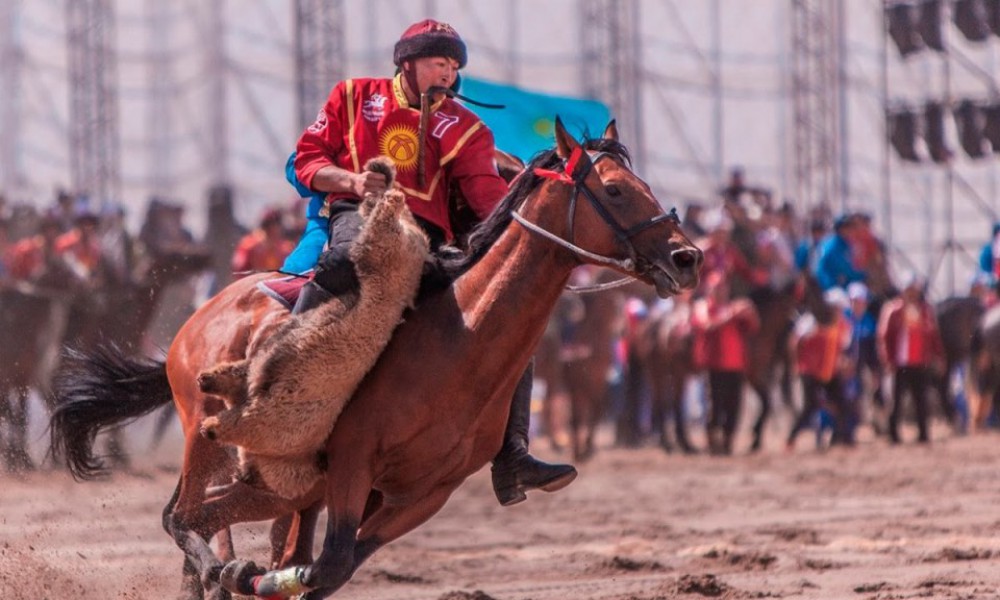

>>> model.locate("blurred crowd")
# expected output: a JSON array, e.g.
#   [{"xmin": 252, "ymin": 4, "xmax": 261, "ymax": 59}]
[
  {"xmin": 3, "ymin": 165, "xmax": 999, "ymax": 466},
  {"xmin": 0, "ymin": 187, "xmax": 304, "ymax": 361},
  {"xmin": 538, "ymin": 167, "xmax": 1000, "ymax": 459}
]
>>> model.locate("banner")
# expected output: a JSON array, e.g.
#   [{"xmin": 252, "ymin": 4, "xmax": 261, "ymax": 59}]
[{"xmin": 460, "ymin": 77, "xmax": 611, "ymax": 161}]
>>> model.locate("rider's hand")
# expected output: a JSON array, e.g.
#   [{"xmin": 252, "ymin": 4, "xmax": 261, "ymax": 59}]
[{"xmin": 352, "ymin": 171, "xmax": 388, "ymax": 198}]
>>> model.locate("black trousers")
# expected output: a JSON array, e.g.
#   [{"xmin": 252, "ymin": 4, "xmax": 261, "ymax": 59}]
[
  {"xmin": 707, "ymin": 370, "xmax": 744, "ymax": 452},
  {"xmin": 787, "ymin": 374, "xmax": 850, "ymax": 446},
  {"xmin": 312, "ymin": 200, "xmax": 445, "ymax": 295},
  {"xmin": 889, "ymin": 366, "xmax": 933, "ymax": 442}
]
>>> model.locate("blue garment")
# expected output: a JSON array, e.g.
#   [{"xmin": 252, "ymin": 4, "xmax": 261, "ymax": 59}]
[
  {"xmin": 281, "ymin": 152, "xmax": 330, "ymax": 273},
  {"xmin": 814, "ymin": 234, "xmax": 866, "ymax": 291},
  {"xmin": 849, "ymin": 310, "xmax": 877, "ymax": 341},
  {"xmin": 794, "ymin": 240, "xmax": 817, "ymax": 273},
  {"xmin": 282, "ymin": 216, "xmax": 330, "ymax": 274}
]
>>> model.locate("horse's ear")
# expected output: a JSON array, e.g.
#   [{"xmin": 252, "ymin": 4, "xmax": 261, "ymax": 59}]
[
  {"xmin": 602, "ymin": 119, "xmax": 619, "ymax": 142},
  {"xmin": 554, "ymin": 116, "xmax": 581, "ymax": 159}
]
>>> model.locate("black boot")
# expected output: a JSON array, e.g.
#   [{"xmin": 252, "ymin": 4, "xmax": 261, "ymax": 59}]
[
  {"xmin": 292, "ymin": 281, "xmax": 335, "ymax": 314},
  {"xmin": 491, "ymin": 362, "xmax": 577, "ymax": 506}
]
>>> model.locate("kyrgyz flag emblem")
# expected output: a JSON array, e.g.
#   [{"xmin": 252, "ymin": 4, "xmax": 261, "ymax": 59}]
[{"xmin": 379, "ymin": 124, "xmax": 419, "ymax": 171}]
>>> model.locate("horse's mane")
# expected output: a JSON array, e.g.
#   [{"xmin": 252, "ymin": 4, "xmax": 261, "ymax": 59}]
[{"xmin": 419, "ymin": 138, "xmax": 631, "ymax": 297}]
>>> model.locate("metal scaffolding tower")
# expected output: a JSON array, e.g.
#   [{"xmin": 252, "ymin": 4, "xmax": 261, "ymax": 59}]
[
  {"xmin": 579, "ymin": 0, "xmax": 645, "ymax": 172},
  {"xmin": 66, "ymin": 0, "xmax": 120, "ymax": 204},
  {"xmin": 790, "ymin": 0, "xmax": 846, "ymax": 211},
  {"xmin": 206, "ymin": 0, "xmax": 229, "ymax": 185},
  {"xmin": 146, "ymin": 0, "xmax": 174, "ymax": 197},
  {"xmin": 293, "ymin": 0, "xmax": 345, "ymax": 131},
  {"xmin": 0, "ymin": 0, "xmax": 25, "ymax": 195}
]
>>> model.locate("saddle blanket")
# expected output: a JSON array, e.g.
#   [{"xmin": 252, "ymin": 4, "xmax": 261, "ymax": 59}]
[{"xmin": 257, "ymin": 273, "xmax": 313, "ymax": 310}]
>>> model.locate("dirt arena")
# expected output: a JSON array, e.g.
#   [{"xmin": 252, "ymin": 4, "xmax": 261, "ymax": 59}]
[{"xmin": 3, "ymin": 413, "xmax": 1000, "ymax": 600}]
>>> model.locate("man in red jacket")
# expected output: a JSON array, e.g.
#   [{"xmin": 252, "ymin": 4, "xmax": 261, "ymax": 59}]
[
  {"xmin": 293, "ymin": 19, "xmax": 508, "ymax": 308},
  {"xmin": 877, "ymin": 273, "xmax": 945, "ymax": 443},
  {"xmin": 289, "ymin": 19, "xmax": 575, "ymax": 506}
]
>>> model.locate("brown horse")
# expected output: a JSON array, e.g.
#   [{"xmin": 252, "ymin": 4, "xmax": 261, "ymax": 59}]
[{"xmin": 50, "ymin": 120, "xmax": 702, "ymax": 600}]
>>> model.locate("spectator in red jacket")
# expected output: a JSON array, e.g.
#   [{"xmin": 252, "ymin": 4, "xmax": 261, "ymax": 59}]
[
  {"xmin": 692, "ymin": 271, "xmax": 760, "ymax": 455},
  {"xmin": 877, "ymin": 272, "xmax": 945, "ymax": 444},
  {"xmin": 231, "ymin": 209, "xmax": 294, "ymax": 277}
]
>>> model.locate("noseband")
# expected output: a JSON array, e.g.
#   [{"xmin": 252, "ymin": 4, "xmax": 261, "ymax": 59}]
[{"xmin": 511, "ymin": 145, "xmax": 681, "ymax": 285}]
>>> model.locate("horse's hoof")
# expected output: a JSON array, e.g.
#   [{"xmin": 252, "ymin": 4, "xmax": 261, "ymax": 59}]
[{"xmin": 219, "ymin": 560, "xmax": 264, "ymax": 595}]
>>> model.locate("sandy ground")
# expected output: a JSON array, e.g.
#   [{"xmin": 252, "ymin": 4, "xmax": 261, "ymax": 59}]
[{"xmin": 3, "ymin": 404, "xmax": 1000, "ymax": 600}]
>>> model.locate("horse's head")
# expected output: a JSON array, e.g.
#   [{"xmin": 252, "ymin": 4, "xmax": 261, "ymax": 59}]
[{"xmin": 519, "ymin": 118, "xmax": 702, "ymax": 298}]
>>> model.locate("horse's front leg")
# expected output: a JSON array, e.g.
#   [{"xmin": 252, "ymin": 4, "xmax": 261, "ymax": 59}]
[
  {"xmin": 300, "ymin": 484, "xmax": 458, "ymax": 600},
  {"xmin": 227, "ymin": 458, "xmax": 372, "ymax": 599},
  {"xmin": 169, "ymin": 433, "xmax": 311, "ymax": 598},
  {"xmin": 299, "ymin": 467, "xmax": 373, "ymax": 593}
]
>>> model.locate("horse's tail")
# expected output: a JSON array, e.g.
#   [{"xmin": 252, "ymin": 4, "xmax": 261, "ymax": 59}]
[{"xmin": 49, "ymin": 344, "xmax": 173, "ymax": 480}]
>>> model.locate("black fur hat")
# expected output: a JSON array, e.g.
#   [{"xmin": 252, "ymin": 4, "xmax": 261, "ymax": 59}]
[{"xmin": 393, "ymin": 19, "xmax": 467, "ymax": 69}]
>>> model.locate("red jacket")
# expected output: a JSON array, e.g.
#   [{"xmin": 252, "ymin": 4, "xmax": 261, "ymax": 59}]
[
  {"xmin": 232, "ymin": 231, "xmax": 294, "ymax": 276},
  {"xmin": 877, "ymin": 298, "xmax": 944, "ymax": 369},
  {"xmin": 6, "ymin": 236, "xmax": 49, "ymax": 281},
  {"xmin": 295, "ymin": 75, "xmax": 508, "ymax": 240},
  {"xmin": 795, "ymin": 312, "xmax": 851, "ymax": 383},
  {"xmin": 691, "ymin": 298, "xmax": 760, "ymax": 373}
]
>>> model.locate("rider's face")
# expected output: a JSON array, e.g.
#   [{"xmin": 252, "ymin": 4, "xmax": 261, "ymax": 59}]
[{"xmin": 408, "ymin": 56, "xmax": 459, "ymax": 95}]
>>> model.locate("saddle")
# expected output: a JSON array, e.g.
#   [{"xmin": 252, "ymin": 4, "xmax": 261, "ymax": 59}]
[{"xmin": 257, "ymin": 273, "xmax": 313, "ymax": 311}]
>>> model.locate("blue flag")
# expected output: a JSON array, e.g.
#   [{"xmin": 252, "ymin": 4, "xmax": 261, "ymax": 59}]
[{"xmin": 460, "ymin": 76, "xmax": 611, "ymax": 162}]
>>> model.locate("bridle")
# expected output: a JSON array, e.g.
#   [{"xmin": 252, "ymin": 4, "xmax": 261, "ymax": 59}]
[{"xmin": 511, "ymin": 145, "xmax": 681, "ymax": 291}]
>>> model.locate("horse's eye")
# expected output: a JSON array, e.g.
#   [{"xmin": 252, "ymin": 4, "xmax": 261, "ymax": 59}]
[{"xmin": 606, "ymin": 184, "xmax": 621, "ymax": 197}]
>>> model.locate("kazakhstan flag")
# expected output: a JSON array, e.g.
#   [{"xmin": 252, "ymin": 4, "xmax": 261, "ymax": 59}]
[{"xmin": 460, "ymin": 77, "xmax": 611, "ymax": 162}]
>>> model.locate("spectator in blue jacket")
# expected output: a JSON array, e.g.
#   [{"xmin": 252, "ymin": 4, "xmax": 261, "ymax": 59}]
[
  {"xmin": 795, "ymin": 219, "xmax": 828, "ymax": 274},
  {"xmin": 814, "ymin": 214, "xmax": 866, "ymax": 291}
]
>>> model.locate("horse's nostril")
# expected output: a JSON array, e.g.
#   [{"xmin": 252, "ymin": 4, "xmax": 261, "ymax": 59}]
[{"xmin": 672, "ymin": 249, "xmax": 697, "ymax": 270}]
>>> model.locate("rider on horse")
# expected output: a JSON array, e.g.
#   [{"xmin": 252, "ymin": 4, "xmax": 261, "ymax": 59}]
[{"xmin": 281, "ymin": 18, "xmax": 576, "ymax": 506}]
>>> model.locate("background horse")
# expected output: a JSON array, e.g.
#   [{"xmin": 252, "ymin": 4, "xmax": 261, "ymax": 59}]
[
  {"xmin": 560, "ymin": 269, "xmax": 626, "ymax": 461},
  {"xmin": 50, "ymin": 120, "xmax": 703, "ymax": 600},
  {"xmin": 966, "ymin": 304, "xmax": 1000, "ymax": 429},
  {"xmin": 58, "ymin": 246, "xmax": 211, "ymax": 467},
  {"xmin": 532, "ymin": 293, "xmax": 583, "ymax": 452},
  {"xmin": 0, "ymin": 256, "xmax": 84, "ymax": 470},
  {"xmin": 0, "ymin": 284, "xmax": 72, "ymax": 470},
  {"xmin": 933, "ymin": 295, "xmax": 985, "ymax": 428},
  {"xmin": 745, "ymin": 283, "xmax": 799, "ymax": 451},
  {"xmin": 641, "ymin": 293, "xmax": 698, "ymax": 453}
]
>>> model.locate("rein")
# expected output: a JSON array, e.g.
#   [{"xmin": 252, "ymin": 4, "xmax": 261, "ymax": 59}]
[{"xmin": 512, "ymin": 146, "xmax": 680, "ymax": 292}]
